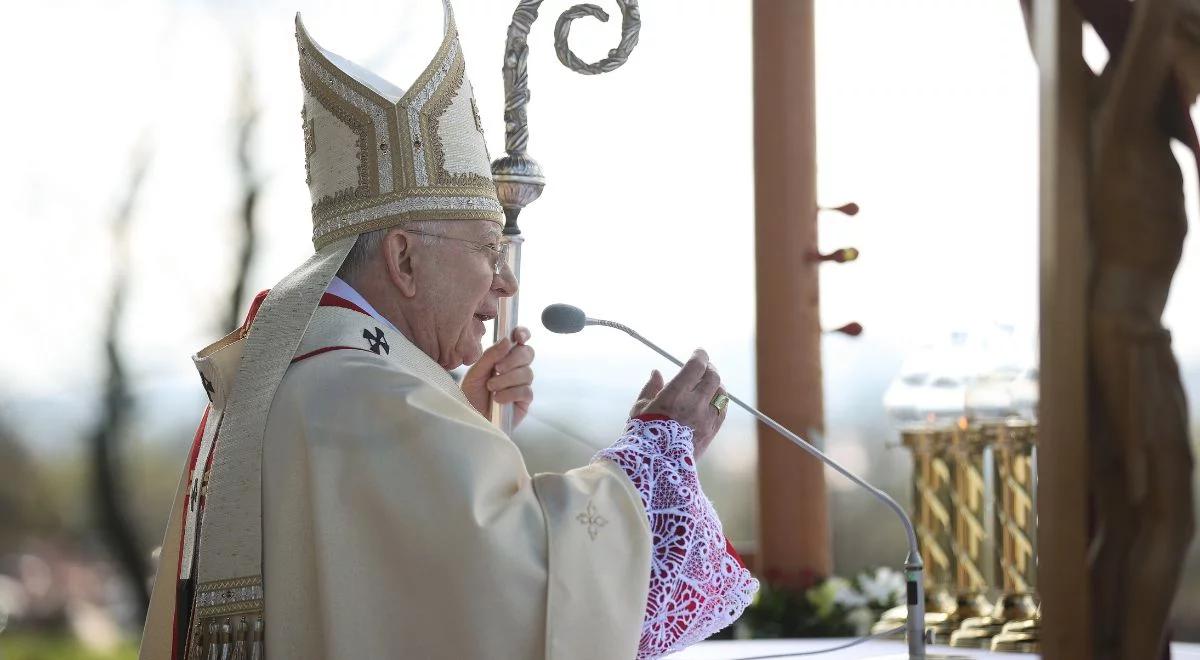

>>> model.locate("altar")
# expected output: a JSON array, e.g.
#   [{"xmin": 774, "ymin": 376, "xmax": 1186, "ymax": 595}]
[{"xmin": 671, "ymin": 640, "xmax": 1200, "ymax": 659}]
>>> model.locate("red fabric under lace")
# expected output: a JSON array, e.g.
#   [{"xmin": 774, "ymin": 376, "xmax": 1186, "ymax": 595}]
[{"xmin": 596, "ymin": 418, "xmax": 759, "ymax": 659}]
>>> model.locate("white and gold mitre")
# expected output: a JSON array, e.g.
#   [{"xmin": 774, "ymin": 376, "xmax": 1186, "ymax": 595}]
[{"xmin": 296, "ymin": 0, "xmax": 504, "ymax": 249}]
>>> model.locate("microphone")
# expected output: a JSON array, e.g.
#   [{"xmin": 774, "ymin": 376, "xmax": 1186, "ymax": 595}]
[
  {"xmin": 542, "ymin": 303, "xmax": 931, "ymax": 660},
  {"xmin": 541, "ymin": 303, "xmax": 588, "ymax": 334}
]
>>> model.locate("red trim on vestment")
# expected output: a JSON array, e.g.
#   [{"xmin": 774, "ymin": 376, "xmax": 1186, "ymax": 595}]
[
  {"xmin": 241, "ymin": 288, "xmax": 373, "ymax": 333},
  {"xmin": 292, "ymin": 345, "xmax": 368, "ymax": 363},
  {"xmin": 171, "ymin": 406, "xmax": 210, "ymax": 660},
  {"xmin": 245, "ymin": 291, "xmax": 371, "ymax": 331},
  {"xmin": 633, "ymin": 414, "xmax": 672, "ymax": 423},
  {"xmin": 290, "ymin": 295, "xmax": 374, "ymax": 362},
  {"xmin": 244, "ymin": 290, "xmax": 270, "ymax": 330},
  {"xmin": 319, "ymin": 292, "xmax": 370, "ymax": 316}
]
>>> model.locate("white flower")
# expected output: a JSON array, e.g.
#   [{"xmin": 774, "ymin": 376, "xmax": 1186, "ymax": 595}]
[
  {"xmin": 846, "ymin": 606, "xmax": 876, "ymax": 636},
  {"xmin": 829, "ymin": 576, "xmax": 868, "ymax": 609},
  {"xmin": 858, "ymin": 567, "xmax": 905, "ymax": 607}
]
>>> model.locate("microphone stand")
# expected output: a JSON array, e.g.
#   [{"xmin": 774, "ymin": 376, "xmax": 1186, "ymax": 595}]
[
  {"xmin": 489, "ymin": 0, "xmax": 643, "ymax": 435},
  {"xmin": 583, "ymin": 316, "xmax": 933, "ymax": 659}
]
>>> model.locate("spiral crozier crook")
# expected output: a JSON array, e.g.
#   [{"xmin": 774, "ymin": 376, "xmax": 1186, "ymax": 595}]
[{"xmin": 488, "ymin": 0, "xmax": 641, "ymax": 433}]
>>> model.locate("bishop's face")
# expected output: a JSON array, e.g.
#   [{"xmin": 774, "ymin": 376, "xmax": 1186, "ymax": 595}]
[{"xmin": 406, "ymin": 220, "xmax": 516, "ymax": 370}]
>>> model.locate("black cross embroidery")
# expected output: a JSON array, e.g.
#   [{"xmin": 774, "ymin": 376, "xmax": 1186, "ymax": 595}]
[
  {"xmin": 363, "ymin": 327, "xmax": 389, "ymax": 355},
  {"xmin": 200, "ymin": 373, "xmax": 215, "ymax": 402},
  {"xmin": 189, "ymin": 478, "xmax": 200, "ymax": 511}
]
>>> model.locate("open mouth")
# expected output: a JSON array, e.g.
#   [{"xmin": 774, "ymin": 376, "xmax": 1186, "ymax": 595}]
[{"xmin": 474, "ymin": 312, "xmax": 496, "ymax": 323}]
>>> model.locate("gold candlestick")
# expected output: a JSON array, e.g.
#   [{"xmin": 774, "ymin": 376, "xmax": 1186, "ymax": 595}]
[
  {"xmin": 993, "ymin": 420, "xmax": 1037, "ymax": 594},
  {"xmin": 992, "ymin": 612, "xmax": 1042, "ymax": 653},
  {"xmin": 990, "ymin": 420, "xmax": 1040, "ymax": 653},
  {"xmin": 873, "ymin": 426, "xmax": 982, "ymax": 642},
  {"xmin": 905, "ymin": 428, "xmax": 957, "ymax": 610},
  {"xmin": 951, "ymin": 420, "xmax": 1040, "ymax": 650},
  {"xmin": 950, "ymin": 423, "xmax": 991, "ymax": 597},
  {"xmin": 948, "ymin": 423, "xmax": 1001, "ymax": 649}
]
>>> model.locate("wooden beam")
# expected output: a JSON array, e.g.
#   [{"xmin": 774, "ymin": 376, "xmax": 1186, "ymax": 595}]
[
  {"xmin": 752, "ymin": 0, "xmax": 833, "ymax": 585},
  {"xmin": 1034, "ymin": 0, "xmax": 1093, "ymax": 656}
]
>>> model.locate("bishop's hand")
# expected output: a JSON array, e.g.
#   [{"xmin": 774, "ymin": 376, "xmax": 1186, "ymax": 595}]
[
  {"xmin": 463, "ymin": 326, "xmax": 535, "ymax": 430},
  {"xmin": 629, "ymin": 349, "xmax": 727, "ymax": 460}
]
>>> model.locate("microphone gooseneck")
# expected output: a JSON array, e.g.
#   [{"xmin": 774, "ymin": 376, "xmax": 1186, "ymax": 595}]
[{"xmin": 543, "ymin": 304, "xmax": 929, "ymax": 660}]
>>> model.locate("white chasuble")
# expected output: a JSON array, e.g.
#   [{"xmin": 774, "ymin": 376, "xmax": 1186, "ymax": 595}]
[
  {"xmin": 143, "ymin": 297, "xmax": 651, "ymax": 660},
  {"xmin": 262, "ymin": 302, "xmax": 652, "ymax": 659},
  {"xmin": 143, "ymin": 293, "xmax": 757, "ymax": 660}
]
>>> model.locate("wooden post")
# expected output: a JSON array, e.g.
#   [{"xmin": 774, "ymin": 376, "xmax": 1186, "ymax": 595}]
[
  {"xmin": 752, "ymin": 0, "xmax": 833, "ymax": 585},
  {"xmin": 1034, "ymin": 0, "xmax": 1092, "ymax": 656}
]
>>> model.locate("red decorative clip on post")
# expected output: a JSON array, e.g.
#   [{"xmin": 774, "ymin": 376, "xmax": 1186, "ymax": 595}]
[
  {"xmin": 818, "ymin": 201, "xmax": 860, "ymax": 217},
  {"xmin": 825, "ymin": 322, "xmax": 863, "ymax": 337}
]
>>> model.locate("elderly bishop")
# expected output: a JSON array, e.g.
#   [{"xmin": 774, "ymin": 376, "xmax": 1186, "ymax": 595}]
[{"xmin": 139, "ymin": 3, "xmax": 757, "ymax": 658}]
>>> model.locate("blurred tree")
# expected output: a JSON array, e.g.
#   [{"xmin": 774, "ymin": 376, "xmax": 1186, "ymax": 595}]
[
  {"xmin": 0, "ymin": 420, "xmax": 57, "ymax": 553},
  {"xmin": 222, "ymin": 53, "xmax": 260, "ymax": 333},
  {"xmin": 88, "ymin": 145, "xmax": 152, "ymax": 620}
]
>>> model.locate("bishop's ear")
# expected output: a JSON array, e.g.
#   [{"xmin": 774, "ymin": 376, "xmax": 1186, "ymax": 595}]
[{"xmin": 382, "ymin": 228, "xmax": 418, "ymax": 297}]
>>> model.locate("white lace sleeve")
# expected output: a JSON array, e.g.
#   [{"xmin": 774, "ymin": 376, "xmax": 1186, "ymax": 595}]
[{"xmin": 594, "ymin": 417, "xmax": 759, "ymax": 660}]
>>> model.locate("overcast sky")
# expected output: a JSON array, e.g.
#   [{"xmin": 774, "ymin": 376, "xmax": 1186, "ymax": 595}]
[{"xmin": 2, "ymin": 0, "xmax": 1198, "ymax": 479}]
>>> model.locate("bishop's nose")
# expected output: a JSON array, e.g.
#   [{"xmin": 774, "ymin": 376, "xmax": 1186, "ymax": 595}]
[{"xmin": 494, "ymin": 262, "xmax": 518, "ymax": 297}]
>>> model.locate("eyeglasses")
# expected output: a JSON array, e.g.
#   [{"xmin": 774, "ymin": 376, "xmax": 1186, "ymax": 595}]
[{"xmin": 402, "ymin": 229, "xmax": 511, "ymax": 275}]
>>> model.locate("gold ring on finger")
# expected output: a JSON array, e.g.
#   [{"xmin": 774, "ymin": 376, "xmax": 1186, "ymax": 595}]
[{"xmin": 710, "ymin": 392, "xmax": 730, "ymax": 412}]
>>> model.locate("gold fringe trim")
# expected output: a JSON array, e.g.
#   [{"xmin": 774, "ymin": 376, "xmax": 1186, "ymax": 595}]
[
  {"xmin": 186, "ymin": 576, "xmax": 265, "ymax": 660},
  {"xmin": 187, "ymin": 612, "xmax": 264, "ymax": 660}
]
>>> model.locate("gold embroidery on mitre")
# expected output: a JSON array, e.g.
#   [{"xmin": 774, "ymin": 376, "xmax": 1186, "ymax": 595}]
[
  {"xmin": 295, "ymin": 1, "xmax": 503, "ymax": 251},
  {"xmin": 298, "ymin": 64, "xmax": 376, "ymax": 207},
  {"xmin": 424, "ymin": 48, "xmax": 494, "ymax": 189}
]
